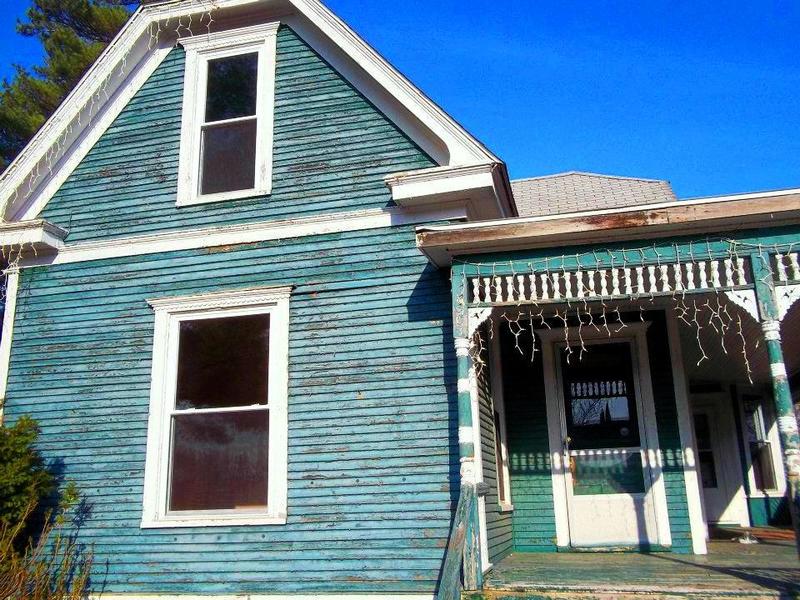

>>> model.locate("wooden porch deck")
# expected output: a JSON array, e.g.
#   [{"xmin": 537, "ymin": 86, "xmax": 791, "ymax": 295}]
[{"xmin": 467, "ymin": 540, "xmax": 799, "ymax": 600}]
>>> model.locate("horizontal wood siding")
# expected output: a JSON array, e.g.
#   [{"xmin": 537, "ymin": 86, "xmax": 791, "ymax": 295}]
[
  {"xmin": 500, "ymin": 327, "xmax": 558, "ymax": 552},
  {"xmin": 476, "ymin": 339, "xmax": 513, "ymax": 563},
  {"xmin": 40, "ymin": 26, "xmax": 435, "ymax": 242},
  {"xmin": 4, "ymin": 225, "xmax": 459, "ymax": 594},
  {"xmin": 645, "ymin": 312, "xmax": 693, "ymax": 553}
]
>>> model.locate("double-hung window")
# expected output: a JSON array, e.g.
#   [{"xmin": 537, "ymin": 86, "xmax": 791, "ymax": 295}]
[
  {"xmin": 177, "ymin": 23, "xmax": 279, "ymax": 206},
  {"xmin": 142, "ymin": 287, "xmax": 290, "ymax": 528}
]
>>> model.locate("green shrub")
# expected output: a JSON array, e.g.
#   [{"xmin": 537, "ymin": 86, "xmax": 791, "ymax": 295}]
[
  {"xmin": 0, "ymin": 416, "xmax": 92, "ymax": 599},
  {"xmin": 0, "ymin": 416, "xmax": 55, "ymax": 531}
]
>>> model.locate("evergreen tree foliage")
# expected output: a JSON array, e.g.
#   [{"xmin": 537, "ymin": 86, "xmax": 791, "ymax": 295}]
[{"xmin": 0, "ymin": 1, "xmax": 137, "ymax": 170}]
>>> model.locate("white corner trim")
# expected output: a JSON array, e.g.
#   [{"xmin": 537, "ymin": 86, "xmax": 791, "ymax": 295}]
[
  {"xmin": 666, "ymin": 312, "xmax": 708, "ymax": 554},
  {"xmin": 0, "ymin": 268, "xmax": 20, "ymax": 424},
  {"xmin": 141, "ymin": 285, "xmax": 290, "ymax": 529},
  {"xmin": 176, "ymin": 22, "xmax": 279, "ymax": 206},
  {"xmin": 2, "ymin": 0, "xmax": 498, "ymax": 222},
  {"xmin": 19, "ymin": 205, "xmax": 467, "ymax": 268},
  {"xmin": 724, "ymin": 289, "xmax": 760, "ymax": 323},
  {"xmin": 93, "ymin": 595, "xmax": 435, "ymax": 600}
]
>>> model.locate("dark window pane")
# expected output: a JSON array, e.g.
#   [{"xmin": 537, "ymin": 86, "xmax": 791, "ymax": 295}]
[
  {"xmin": 751, "ymin": 441, "xmax": 777, "ymax": 491},
  {"xmin": 176, "ymin": 314, "xmax": 269, "ymax": 410},
  {"xmin": 200, "ymin": 119, "xmax": 257, "ymax": 195},
  {"xmin": 169, "ymin": 411, "xmax": 269, "ymax": 511},
  {"xmin": 205, "ymin": 53, "xmax": 258, "ymax": 122},
  {"xmin": 572, "ymin": 452, "xmax": 645, "ymax": 495},
  {"xmin": 561, "ymin": 343, "xmax": 640, "ymax": 449}
]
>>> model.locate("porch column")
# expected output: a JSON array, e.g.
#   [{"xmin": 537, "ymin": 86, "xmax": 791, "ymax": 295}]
[
  {"xmin": 752, "ymin": 255, "xmax": 800, "ymax": 555},
  {"xmin": 451, "ymin": 263, "xmax": 483, "ymax": 591}
]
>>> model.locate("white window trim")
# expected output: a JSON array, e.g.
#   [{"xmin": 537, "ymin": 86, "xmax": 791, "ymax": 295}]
[
  {"xmin": 141, "ymin": 286, "xmax": 291, "ymax": 529},
  {"xmin": 488, "ymin": 327, "xmax": 513, "ymax": 512},
  {"xmin": 737, "ymin": 387, "xmax": 787, "ymax": 499},
  {"xmin": 176, "ymin": 22, "xmax": 279, "ymax": 207}
]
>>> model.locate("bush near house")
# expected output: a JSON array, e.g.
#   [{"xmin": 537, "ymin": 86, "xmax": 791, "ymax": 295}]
[{"xmin": 0, "ymin": 416, "xmax": 92, "ymax": 599}]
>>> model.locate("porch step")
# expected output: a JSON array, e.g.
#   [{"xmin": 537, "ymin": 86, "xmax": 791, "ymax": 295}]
[{"xmin": 465, "ymin": 587, "xmax": 796, "ymax": 600}]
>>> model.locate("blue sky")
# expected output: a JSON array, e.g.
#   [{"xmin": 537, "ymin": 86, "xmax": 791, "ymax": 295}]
[{"xmin": 1, "ymin": 1, "xmax": 798, "ymax": 198}]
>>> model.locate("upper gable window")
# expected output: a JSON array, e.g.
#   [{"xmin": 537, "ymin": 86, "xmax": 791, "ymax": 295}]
[{"xmin": 177, "ymin": 23, "xmax": 279, "ymax": 206}]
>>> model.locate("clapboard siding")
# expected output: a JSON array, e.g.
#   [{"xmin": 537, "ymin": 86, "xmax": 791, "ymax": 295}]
[
  {"xmin": 476, "ymin": 337, "xmax": 514, "ymax": 564},
  {"xmin": 645, "ymin": 312, "xmax": 693, "ymax": 553},
  {"xmin": 500, "ymin": 326, "xmax": 558, "ymax": 552},
  {"xmin": 4, "ymin": 224, "xmax": 460, "ymax": 594},
  {"xmin": 40, "ymin": 26, "xmax": 435, "ymax": 242}
]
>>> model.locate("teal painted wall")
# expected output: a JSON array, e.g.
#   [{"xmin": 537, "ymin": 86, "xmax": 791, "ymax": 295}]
[
  {"xmin": 40, "ymin": 26, "xmax": 435, "ymax": 242},
  {"xmin": 500, "ymin": 327, "xmax": 557, "ymax": 552},
  {"xmin": 748, "ymin": 496, "xmax": 790, "ymax": 527},
  {"xmin": 497, "ymin": 313, "xmax": 693, "ymax": 553},
  {"xmin": 2, "ymin": 21, "xmax": 465, "ymax": 596},
  {"xmin": 5, "ymin": 226, "xmax": 459, "ymax": 594},
  {"xmin": 476, "ymin": 337, "xmax": 514, "ymax": 563}
]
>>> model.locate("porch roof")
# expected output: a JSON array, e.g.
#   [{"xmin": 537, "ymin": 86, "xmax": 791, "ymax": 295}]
[{"xmin": 417, "ymin": 187, "xmax": 800, "ymax": 267}]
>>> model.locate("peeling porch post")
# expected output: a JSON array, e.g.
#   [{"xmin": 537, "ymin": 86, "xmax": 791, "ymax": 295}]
[
  {"xmin": 752, "ymin": 254, "xmax": 800, "ymax": 556},
  {"xmin": 451, "ymin": 262, "xmax": 483, "ymax": 592}
]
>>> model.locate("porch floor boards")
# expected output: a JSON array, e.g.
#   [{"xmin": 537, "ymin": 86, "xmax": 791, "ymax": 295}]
[{"xmin": 470, "ymin": 540, "xmax": 799, "ymax": 599}]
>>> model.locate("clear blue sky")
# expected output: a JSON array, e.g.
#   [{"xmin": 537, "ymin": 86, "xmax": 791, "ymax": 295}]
[{"xmin": 1, "ymin": 1, "xmax": 798, "ymax": 198}]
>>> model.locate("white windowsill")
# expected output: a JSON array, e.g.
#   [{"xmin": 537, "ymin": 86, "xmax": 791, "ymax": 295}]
[
  {"xmin": 176, "ymin": 186, "xmax": 272, "ymax": 207},
  {"xmin": 747, "ymin": 490, "xmax": 785, "ymax": 499},
  {"xmin": 141, "ymin": 513, "xmax": 287, "ymax": 529},
  {"xmin": 498, "ymin": 502, "xmax": 514, "ymax": 513}
]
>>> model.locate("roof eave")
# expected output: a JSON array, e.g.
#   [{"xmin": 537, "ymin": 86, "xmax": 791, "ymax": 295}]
[{"xmin": 417, "ymin": 189, "xmax": 800, "ymax": 267}]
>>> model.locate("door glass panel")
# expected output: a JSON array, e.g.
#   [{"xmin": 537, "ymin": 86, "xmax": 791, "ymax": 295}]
[
  {"xmin": 571, "ymin": 452, "xmax": 646, "ymax": 495},
  {"xmin": 561, "ymin": 343, "xmax": 641, "ymax": 450}
]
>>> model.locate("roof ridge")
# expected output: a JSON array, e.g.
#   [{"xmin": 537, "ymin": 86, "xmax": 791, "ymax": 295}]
[{"xmin": 511, "ymin": 171, "xmax": 668, "ymax": 184}]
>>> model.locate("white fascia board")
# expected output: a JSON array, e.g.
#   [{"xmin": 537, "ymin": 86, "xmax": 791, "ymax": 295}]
[
  {"xmin": 0, "ymin": 0, "xmax": 499, "ymax": 223},
  {"xmin": 0, "ymin": 220, "xmax": 67, "ymax": 252}
]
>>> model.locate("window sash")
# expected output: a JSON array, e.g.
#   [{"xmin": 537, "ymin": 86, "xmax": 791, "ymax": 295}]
[
  {"xmin": 176, "ymin": 22, "xmax": 278, "ymax": 206},
  {"xmin": 142, "ymin": 286, "xmax": 290, "ymax": 529}
]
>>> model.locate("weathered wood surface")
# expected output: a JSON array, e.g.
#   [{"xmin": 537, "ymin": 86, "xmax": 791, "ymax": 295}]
[
  {"xmin": 1, "ymin": 21, "xmax": 467, "ymax": 597},
  {"xmin": 41, "ymin": 26, "xmax": 434, "ymax": 242},
  {"xmin": 468, "ymin": 540, "xmax": 800, "ymax": 599},
  {"xmin": 438, "ymin": 485, "xmax": 477, "ymax": 600}
]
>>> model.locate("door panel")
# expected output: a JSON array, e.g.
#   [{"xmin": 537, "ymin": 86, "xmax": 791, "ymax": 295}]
[{"xmin": 558, "ymin": 342, "xmax": 660, "ymax": 547}]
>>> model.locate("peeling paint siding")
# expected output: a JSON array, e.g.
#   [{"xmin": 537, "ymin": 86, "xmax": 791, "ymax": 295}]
[
  {"xmin": 40, "ymin": 26, "xmax": 434, "ymax": 242},
  {"xmin": 500, "ymin": 327, "xmax": 557, "ymax": 552},
  {"xmin": 4, "ymin": 225, "xmax": 460, "ymax": 594},
  {"xmin": 476, "ymin": 343, "xmax": 513, "ymax": 563},
  {"xmin": 646, "ymin": 313, "xmax": 693, "ymax": 554}
]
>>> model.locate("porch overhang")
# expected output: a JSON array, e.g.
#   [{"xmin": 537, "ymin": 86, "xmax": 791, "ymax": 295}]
[{"xmin": 416, "ymin": 188, "xmax": 800, "ymax": 267}]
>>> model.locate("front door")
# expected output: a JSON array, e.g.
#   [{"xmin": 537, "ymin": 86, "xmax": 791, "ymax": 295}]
[
  {"xmin": 557, "ymin": 341, "xmax": 660, "ymax": 547},
  {"xmin": 692, "ymin": 394, "xmax": 749, "ymax": 526}
]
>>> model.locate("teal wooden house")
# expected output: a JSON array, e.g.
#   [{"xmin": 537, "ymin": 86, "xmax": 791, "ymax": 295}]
[{"xmin": 0, "ymin": 1, "xmax": 797, "ymax": 599}]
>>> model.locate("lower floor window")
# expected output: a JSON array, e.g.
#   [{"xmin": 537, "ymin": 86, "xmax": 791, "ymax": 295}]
[{"xmin": 141, "ymin": 287, "xmax": 290, "ymax": 528}]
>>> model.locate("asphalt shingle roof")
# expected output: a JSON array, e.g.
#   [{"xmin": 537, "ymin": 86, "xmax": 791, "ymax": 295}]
[{"xmin": 511, "ymin": 171, "xmax": 677, "ymax": 218}]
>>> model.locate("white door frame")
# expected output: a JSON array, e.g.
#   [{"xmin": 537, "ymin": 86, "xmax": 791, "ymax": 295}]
[
  {"xmin": 540, "ymin": 322, "xmax": 673, "ymax": 548},
  {"xmin": 692, "ymin": 393, "xmax": 751, "ymax": 527}
]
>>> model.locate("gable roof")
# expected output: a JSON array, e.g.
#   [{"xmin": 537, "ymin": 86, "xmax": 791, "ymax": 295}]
[
  {"xmin": 511, "ymin": 171, "xmax": 677, "ymax": 217},
  {"xmin": 0, "ymin": 0, "xmax": 505, "ymax": 223}
]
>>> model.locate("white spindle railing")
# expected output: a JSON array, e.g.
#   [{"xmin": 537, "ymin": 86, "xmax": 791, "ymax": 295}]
[
  {"xmin": 775, "ymin": 252, "xmax": 800, "ymax": 283},
  {"xmin": 468, "ymin": 257, "xmax": 752, "ymax": 305}
]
